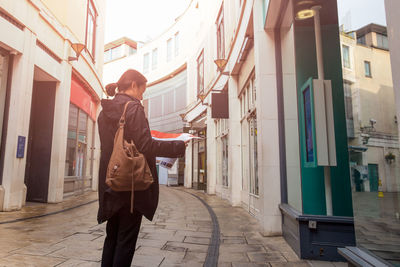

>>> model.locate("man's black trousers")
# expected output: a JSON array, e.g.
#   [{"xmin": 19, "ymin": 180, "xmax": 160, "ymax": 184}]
[{"xmin": 101, "ymin": 205, "xmax": 143, "ymax": 267}]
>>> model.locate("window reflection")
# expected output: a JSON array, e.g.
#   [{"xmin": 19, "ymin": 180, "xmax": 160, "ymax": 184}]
[{"xmin": 338, "ymin": 0, "xmax": 400, "ymax": 263}]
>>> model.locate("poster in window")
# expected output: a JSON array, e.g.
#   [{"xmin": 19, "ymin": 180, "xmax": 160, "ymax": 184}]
[{"xmin": 303, "ymin": 86, "xmax": 314, "ymax": 163}]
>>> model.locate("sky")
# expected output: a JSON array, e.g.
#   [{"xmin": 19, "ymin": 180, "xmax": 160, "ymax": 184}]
[
  {"xmin": 337, "ymin": 0, "xmax": 387, "ymax": 31},
  {"xmin": 104, "ymin": 0, "xmax": 388, "ymax": 44},
  {"xmin": 104, "ymin": 0, "xmax": 190, "ymax": 44}
]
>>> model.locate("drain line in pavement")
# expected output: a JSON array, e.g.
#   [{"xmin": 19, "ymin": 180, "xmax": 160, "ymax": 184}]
[
  {"xmin": 184, "ymin": 191, "xmax": 220, "ymax": 267},
  {"xmin": 0, "ymin": 199, "xmax": 98, "ymax": 225}
]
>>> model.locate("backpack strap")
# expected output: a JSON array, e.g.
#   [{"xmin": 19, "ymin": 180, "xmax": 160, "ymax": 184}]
[{"xmin": 119, "ymin": 101, "xmax": 135, "ymax": 127}]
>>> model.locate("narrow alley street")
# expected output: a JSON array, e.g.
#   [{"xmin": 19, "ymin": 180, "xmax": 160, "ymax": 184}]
[{"xmin": 0, "ymin": 187, "xmax": 346, "ymax": 267}]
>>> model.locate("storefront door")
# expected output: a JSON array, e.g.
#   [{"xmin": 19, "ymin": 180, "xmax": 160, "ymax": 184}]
[
  {"xmin": 0, "ymin": 49, "xmax": 9, "ymax": 185},
  {"xmin": 25, "ymin": 81, "xmax": 56, "ymax": 202}
]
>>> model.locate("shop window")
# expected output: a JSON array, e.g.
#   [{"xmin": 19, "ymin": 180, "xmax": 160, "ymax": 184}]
[
  {"xmin": 249, "ymin": 117, "xmax": 258, "ymax": 196},
  {"xmin": 86, "ymin": 0, "xmax": 97, "ymax": 59},
  {"xmin": 222, "ymin": 135, "xmax": 229, "ymax": 187},
  {"xmin": 197, "ymin": 50, "xmax": 204, "ymax": 95},
  {"xmin": 216, "ymin": 5, "xmax": 225, "ymax": 59},
  {"xmin": 143, "ymin": 53, "xmax": 150, "ymax": 74},
  {"xmin": 239, "ymin": 73, "xmax": 258, "ymax": 196},
  {"xmin": 167, "ymin": 38, "xmax": 173, "ymax": 62},
  {"xmin": 65, "ymin": 104, "xmax": 89, "ymax": 178}
]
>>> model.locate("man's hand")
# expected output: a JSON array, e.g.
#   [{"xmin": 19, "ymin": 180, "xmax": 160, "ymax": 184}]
[{"xmin": 184, "ymin": 140, "xmax": 190, "ymax": 147}]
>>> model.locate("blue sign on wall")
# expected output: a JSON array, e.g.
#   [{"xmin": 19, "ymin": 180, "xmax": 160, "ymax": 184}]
[{"xmin": 16, "ymin": 136, "xmax": 26, "ymax": 158}]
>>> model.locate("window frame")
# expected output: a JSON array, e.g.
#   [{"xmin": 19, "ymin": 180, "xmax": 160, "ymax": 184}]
[
  {"xmin": 167, "ymin": 38, "xmax": 173, "ymax": 62},
  {"xmin": 364, "ymin": 60, "xmax": 372, "ymax": 77},
  {"xmin": 197, "ymin": 50, "xmax": 204, "ymax": 96},
  {"xmin": 216, "ymin": 5, "xmax": 225, "ymax": 60},
  {"xmin": 174, "ymin": 32, "xmax": 179, "ymax": 57},
  {"xmin": 143, "ymin": 52, "xmax": 150, "ymax": 74},
  {"xmin": 342, "ymin": 45, "xmax": 351, "ymax": 69},
  {"xmin": 152, "ymin": 48, "xmax": 158, "ymax": 70},
  {"xmin": 85, "ymin": 0, "xmax": 97, "ymax": 61}
]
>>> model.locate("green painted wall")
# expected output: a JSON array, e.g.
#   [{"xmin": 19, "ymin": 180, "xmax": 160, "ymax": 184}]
[{"xmin": 294, "ymin": 23, "xmax": 353, "ymax": 217}]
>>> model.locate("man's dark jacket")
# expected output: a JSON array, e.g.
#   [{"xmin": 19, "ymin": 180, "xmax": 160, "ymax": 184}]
[{"xmin": 97, "ymin": 93, "xmax": 185, "ymax": 223}]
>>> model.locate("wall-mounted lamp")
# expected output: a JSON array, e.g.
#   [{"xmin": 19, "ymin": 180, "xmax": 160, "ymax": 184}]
[
  {"xmin": 68, "ymin": 43, "xmax": 85, "ymax": 61},
  {"xmin": 198, "ymin": 93, "xmax": 210, "ymax": 107},
  {"xmin": 295, "ymin": 9, "xmax": 315, "ymax": 20},
  {"xmin": 179, "ymin": 113, "xmax": 186, "ymax": 121},
  {"xmin": 214, "ymin": 59, "xmax": 230, "ymax": 76},
  {"xmin": 214, "ymin": 59, "xmax": 227, "ymax": 71}
]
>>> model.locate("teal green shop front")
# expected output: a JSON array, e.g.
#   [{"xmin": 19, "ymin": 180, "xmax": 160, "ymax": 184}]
[{"xmin": 263, "ymin": 0, "xmax": 355, "ymax": 261}]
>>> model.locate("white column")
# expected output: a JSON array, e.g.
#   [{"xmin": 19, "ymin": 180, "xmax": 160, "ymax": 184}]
[
  {"xmin": 184, "ymin": 140, "xmax": 193, "ymax": 188},
  {"xmin": 253, "ymin": 0, "xmax": 282, "ymax": 235},
  {"xmin": 1, "ymin": 30, "xmax": 36, "ymax": 211},
  {"xmin": 206, "ymin": 106, "xmax": 216, "ymax": 194},
  {"xmin": 47, "ymin": 41, "xmax": 72, "ymax": 203},
  {"xmin": 228, "ymin": 78, "xmax": 242, "ymax": 206},
  {"xmin": 91, "ymin": 107, "xmax": 102, "ymax": 192}
]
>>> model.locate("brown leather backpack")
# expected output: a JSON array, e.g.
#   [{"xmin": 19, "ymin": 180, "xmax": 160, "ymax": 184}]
[{"xmin": 106, "ymin": 101, "xmax": 154, "ymax": 213}]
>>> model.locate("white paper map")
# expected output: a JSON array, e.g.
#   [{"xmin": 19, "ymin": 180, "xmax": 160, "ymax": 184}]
[{"xmin": 151, "ymin": 130, "xmax": 201, "ymax": 169}]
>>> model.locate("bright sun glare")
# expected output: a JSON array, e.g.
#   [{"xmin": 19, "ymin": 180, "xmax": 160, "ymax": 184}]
[{"xmin": 105, "ymin": 0, "xmax": 190, "ymax": 44}]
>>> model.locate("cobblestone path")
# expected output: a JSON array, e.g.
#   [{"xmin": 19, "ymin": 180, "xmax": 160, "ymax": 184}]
[{"xmin": 0, "ymin": 187, "xmax": 346, "ymax": 266}]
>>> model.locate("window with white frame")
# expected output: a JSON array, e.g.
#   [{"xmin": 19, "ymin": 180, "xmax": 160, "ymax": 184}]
[
  {"xmin": 342, "ymin": 45, "xmax": 351, "ymax": 69},
  {"xmin": 152, "ymin": 48, "xmax": 158, "ymax": 70},
  {"xmin": 86, "ymin": 0, "xmax": 97, "ymax": 58},
  {"xmin": 364, "ymin": 60, "xmax": 372, "ymax": 77},
  {"xmin": 167, "ymin": 38, "xmax": 173, "ymax": 62},
  {"xmin": 376, "ymin": 33, "xmax": 388, "ymax": 50},
  {"xmin": 174, "ymin": 32, "xmax": 179, "ymax": 57},
  {"xmin": 197, "ymin": 50, "xmax": 204, "ymax": 95},
  {"xmin": 222, "ymin": 135, "xmax": 229, "ymax": 187},
  {"xmin": 216, "ymin": 5, "xmax": 225, "ymax": 59},
  {"xmin": 128, "ymin": 46, "xmax": 136, "ymax": 55},
  {"xmin": 215, "ymin": 119, "xmax": 229, "ymax": 187},
  {"xmin": 143, "ymin": 53, "xmax": 150, "ymax": 73},
  {"xmin": 240, "ymin": 73, "xmax": 258, "ymax": 196}
]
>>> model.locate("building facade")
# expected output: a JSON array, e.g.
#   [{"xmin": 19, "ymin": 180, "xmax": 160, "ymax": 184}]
[
  {"xmin": 0, "ymin": 0, "xmax": 105, "ymax": 211},
  {"xmin": 341, "ymin": 25, "xmax": 399, "ymax": 196}
]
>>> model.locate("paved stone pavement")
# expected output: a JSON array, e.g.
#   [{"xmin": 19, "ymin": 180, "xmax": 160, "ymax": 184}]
[{"xmin": 0, "ymin": 186, "xmax": 347, "ymax": 266}]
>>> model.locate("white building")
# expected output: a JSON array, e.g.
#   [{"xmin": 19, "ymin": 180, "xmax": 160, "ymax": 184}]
[{"xmin": 0, "ymin": 0, "xmax": 105, "ymax": 211}]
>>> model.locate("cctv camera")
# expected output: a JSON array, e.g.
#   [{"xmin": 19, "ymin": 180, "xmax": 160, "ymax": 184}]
[{"xmin": 370, "ymin": 118, "xmax": 376, "ymax": 125}]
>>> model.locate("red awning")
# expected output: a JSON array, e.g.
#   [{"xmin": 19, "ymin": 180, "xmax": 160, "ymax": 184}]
[{"xmin": 70, "ymin": 75, "xmax": 97, "ymax": 121}]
